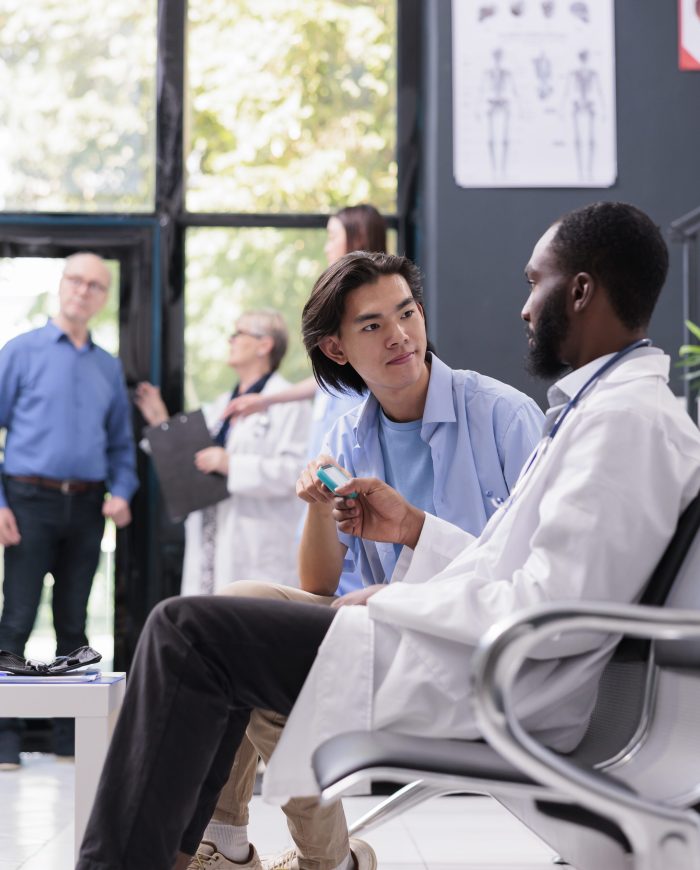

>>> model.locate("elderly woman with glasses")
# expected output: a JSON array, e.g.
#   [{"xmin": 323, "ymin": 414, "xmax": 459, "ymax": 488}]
[{"xmin": 135, "ymin": 308, "xmax": 311, "ymax": 595}]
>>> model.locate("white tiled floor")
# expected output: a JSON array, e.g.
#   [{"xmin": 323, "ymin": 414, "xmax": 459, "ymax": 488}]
[{"xmin": 0, "ymin": 753, "xmax": 557, "ymax": 869}]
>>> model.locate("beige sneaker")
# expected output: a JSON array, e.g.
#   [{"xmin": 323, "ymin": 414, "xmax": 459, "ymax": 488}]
[
  {"xmin": 262, "ymin": 837, "xmax": 377, "ymax": 870},
  {"xmin": 187, "ymin": 840, "xmax": 263, "ymax": 869}
]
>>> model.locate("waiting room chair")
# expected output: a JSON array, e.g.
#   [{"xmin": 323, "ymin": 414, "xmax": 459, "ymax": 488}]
[{"xmin": 312, "ymin": 493, "xmax": 700, "ymax": 870}]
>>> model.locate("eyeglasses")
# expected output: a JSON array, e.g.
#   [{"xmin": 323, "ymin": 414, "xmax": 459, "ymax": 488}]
[
  {"xmin": 229, "ymin": 330, "xmax": 266, "ymax": 341},
  {"xmin": 62, "ymin": 274, "xmax": 108, "ymax": 295}
]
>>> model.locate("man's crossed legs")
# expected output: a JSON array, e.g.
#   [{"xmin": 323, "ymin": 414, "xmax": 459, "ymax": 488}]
[
  {"xmin": 195, "ymin": 581, "xmax": 363, "ymax": 870},
  {"xmin": 76, "ymin": 586, "xmax": 374, "ymax": 870}
]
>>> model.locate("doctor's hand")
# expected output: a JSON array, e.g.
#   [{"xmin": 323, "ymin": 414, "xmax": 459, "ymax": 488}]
[
  {"xmin": 296, "ymin": 455, "xmax": 345, "ymax": 512},
  {"xmin": 222, "ymin": 393, "xmax": 271, "ymax": 421},
  {"xmin": 331, "ymin": 584, "xmax": 384, "ymax": 610},
  {"xmin": 332, "ymin": 477, "xmax": 425, "ymax": 549},
  {"xmin": 195, "ymin": 446, "xmax": 229, "ymax": 475},
  {"xmin": 0, "ymin": 507, "xmax": 21, "ymax": 546},
  {"xmin": 102, "ymin": 496, "xmax": 132, "ymax": 528}
]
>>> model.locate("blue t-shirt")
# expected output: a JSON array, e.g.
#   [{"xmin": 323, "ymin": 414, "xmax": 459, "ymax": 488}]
[
  {"xmin": 322, "ymin": 354, "xmax": 544, "ymax": 588},
  {"xmin": 378, "ymin": 410, "xmax": 436, "ymax": 571}
]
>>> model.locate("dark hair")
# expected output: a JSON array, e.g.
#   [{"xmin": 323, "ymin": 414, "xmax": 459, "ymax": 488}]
[
  {"xmin": 335, "ymin": 205, "xmax": 387, "ymax": 254},
  {"xmin": 302, "ymin": 251, "xmax": 426, "ymax": 395},
  {"xmin": 550, "ymin": 201, "xmax": 669, "ymax": 330}
]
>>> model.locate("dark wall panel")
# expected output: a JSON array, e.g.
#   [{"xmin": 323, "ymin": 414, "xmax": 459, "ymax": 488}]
[{"xmin": 419, "ymin": 1, "xmax": 700, "ymax": 408}]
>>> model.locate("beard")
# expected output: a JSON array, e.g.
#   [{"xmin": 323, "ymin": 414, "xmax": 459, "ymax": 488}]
[{"xmin": 525, "ymin": 284, "xmax": 571, "ymax": 380}]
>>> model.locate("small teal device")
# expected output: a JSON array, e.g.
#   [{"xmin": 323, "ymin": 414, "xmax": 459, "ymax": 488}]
[{"xmin": 316, "ymin": 463, "xmax": 357, "ymax": 499}]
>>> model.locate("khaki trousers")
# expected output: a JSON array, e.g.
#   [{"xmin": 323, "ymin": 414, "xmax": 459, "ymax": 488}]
[{"xmin": 213, "ymin": 581, "xmax": 349, "ymax": 870}]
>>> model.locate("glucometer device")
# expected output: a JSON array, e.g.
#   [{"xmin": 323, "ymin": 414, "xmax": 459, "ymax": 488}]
[{"xmin": 316, "ymin": 463, "xmax": 357, "ymax": 499}]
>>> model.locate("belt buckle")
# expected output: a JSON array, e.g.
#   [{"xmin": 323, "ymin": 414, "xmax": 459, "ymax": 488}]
[{"xmin": 60, "ymin": 480, "xmax": 71, "ymax": 495}]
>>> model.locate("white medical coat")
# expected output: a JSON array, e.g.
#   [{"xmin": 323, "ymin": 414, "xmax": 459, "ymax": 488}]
[
  {"xmin": 263, "ymin": 351, "xmax": 700, "ymax": 802},
  {"xmin": 181, "ymin": 373, "xmax": 311, "ymax": 593}
]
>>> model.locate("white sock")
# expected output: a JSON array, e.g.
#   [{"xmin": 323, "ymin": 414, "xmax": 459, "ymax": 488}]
[
  {"xmin": 330, "ymin": 853, "xmax": 354, "ymax": 870},
  {"xmin": 203, "ymin": 822, "xmax": 250, "ymax": 863}
]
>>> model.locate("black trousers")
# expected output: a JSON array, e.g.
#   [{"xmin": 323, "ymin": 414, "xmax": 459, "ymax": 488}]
[
  {"xmin": 77, "ymin": 595, "xmax": 336, "ymax": 870},
  {"xmin": 0, "ymin": 477, "xmax": 105, "ymax": 656},
  {"xmin": 0, "ymin": 477, "xmax": 105, "ymax": 751}
]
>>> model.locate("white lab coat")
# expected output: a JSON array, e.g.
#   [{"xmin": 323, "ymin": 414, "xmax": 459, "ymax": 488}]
[
  {"xmin": 181, "ymin": 373, "xmax": 311, "ymax": 594},
  {"xmin": 263, "ymin": 351, "xmax": 700, "ymax": 803}
]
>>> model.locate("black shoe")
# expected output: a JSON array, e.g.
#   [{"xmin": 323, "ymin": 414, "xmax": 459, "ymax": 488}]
[{"xmin": 0, "ymin": 728, "xmax": 21, "ymax": 770}]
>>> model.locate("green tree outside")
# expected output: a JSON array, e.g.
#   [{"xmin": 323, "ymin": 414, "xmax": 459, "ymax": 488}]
[{"xmin": 187, "ymin": 0, "xmax": 397, "ymax": 213}]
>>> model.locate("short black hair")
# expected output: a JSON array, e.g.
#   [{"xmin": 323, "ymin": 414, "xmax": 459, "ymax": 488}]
[
  {"xmin": 302, "ymin": 251, "xmax": 427, "ymax": 395},
  {"xmin": 550, "ymin": 201, "xmax": 669, "ymax": 330}
]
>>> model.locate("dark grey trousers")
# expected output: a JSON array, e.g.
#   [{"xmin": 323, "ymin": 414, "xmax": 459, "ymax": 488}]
[{"xmin": 76, "ymin": 594, "xmax": 335, "ymax": 870}]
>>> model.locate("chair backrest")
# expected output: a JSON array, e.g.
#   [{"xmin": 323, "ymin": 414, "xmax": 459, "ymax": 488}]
[
  {"xmin": 640, "ymin": 492, "xmax": 700, "ymax": 608},
  {"xmin": 570, "ymin": 491, "xmax": 700, "ymax": 766},
  {"xmin": 653, "ymin": 492, "xmax": 700, "ymax": 666}
]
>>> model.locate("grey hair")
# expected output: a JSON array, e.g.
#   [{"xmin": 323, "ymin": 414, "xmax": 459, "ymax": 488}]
[{"xmin": 241, "ymin": 308, "xmax": 289, "ymax": 372}]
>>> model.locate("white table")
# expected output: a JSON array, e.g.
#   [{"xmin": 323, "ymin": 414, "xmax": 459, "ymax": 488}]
[{"xmin": 0, "ymin": 672, "xmax": 126, "ymax": 855}]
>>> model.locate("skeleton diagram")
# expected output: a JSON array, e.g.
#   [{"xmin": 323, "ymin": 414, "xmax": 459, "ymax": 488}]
[
  {"xmin": 478, "ymin": 48, "xmax": 518, "ymax": 178},
  {"xmin": 561, "ymin": 49, "xmax": 605, "ymax": 181},
  {"xmin": 533, "ymin": 52, "xmax": 553, "ymax": 100}
]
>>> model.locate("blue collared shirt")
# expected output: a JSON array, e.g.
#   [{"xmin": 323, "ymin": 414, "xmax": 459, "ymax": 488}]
[
  {"xmin": 323, "ymin": 354, "xmax": 544, "ymax": 586},
  {"xmin": 0, "ymin": 321, "xmax": 138, "ymax": 508},
  {"xmin": 307, "ymin": 386, "xmax": 365, "ymax": 460}
]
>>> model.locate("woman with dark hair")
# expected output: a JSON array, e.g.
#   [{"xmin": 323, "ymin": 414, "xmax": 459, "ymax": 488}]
[{"xmin": 324, "ymin": 204, "xmax": 386, "ymax": 263}]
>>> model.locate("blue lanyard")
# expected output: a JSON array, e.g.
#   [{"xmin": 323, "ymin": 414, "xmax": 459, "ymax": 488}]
[{"xmin": 547, "ymin": 338, "xmax": 652, "ymax": 441}]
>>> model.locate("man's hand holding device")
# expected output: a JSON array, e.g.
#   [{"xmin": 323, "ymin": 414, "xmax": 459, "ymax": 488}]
[
  {"xmin": 332, "ymin": 476, "xmax": 426, "ymax": 549},
  {"xmin": 296, "ymin": 455, "xmax": 351, "ymax": 511}
]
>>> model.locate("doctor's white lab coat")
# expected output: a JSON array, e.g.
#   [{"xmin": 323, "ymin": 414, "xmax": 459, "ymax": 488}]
[
  {"xmin": 181, "ymin": 373, "xmax": 311, "ymax": 594},
  {"xmin": 262, "ymin": 352, "xmax": 700, "ymax": 803}
]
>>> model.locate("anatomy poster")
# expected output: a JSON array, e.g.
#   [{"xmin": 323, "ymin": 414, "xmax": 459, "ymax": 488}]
[
  {"xmin": 452, "ymin": 1, "xmax": 617, "ymax": 188},
  {"xmin": 679, "ymin": 0, "xmax": 700, "ymax": 70}
]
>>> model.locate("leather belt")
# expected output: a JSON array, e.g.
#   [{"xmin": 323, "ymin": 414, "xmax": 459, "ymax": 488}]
[{"xmin": 6, "ymin": 475, "xmax": 105, "ymax": 495}]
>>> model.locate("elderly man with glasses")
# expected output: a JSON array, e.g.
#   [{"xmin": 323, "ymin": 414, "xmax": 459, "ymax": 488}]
[{"xmin": 0, "ymin": 251, "xmax": 138, "ymax": 769}]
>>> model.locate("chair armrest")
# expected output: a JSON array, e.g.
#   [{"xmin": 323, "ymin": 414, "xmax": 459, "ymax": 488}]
[{"xmin": 470, "ymin": 602, "xmax": 700, "ymax": 861}]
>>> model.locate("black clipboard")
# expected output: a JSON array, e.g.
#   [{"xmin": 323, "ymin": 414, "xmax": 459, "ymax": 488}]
[{"xmin": 144, "ymin": 409, "xmax": 230, "ymax": 521}]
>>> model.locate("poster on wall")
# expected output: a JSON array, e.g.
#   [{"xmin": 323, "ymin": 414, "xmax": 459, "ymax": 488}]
[
  {"xmin": 452, "ymin": 1, "xmax": 617, "ymax": 188},
  {"xmin": 679, "ymin": 0, "xmax": 700, "ymax": 70}
]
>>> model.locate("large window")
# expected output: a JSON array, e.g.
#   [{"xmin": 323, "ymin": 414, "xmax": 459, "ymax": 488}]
[
  {"xmin": 186, "ymin": 0, "xmax": 397, "ymax": 213},
  {"xmin": 184, "ymin": 1, "xmax": 399, "ymax": 408},
  {"xmin": 0, "ymin": 1, "xmax": 157, "ymax": 212}
]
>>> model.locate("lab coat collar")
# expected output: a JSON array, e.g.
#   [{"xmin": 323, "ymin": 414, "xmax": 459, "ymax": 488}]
[
  {"xmin": 352, "ymin": 353, "xmax": 454, "ymax": 448},
  {"xmin": 548, "ymin": 347, "xmax": 666, "ymax": 408}
]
